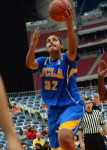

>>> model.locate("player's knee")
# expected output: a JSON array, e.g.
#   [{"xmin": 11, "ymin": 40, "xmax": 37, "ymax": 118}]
[{"xmin": 58, "ymin": 129, "xmax": 73, "ymax": 144}]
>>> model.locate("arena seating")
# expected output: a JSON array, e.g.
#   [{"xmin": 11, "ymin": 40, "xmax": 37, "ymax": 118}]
[
  {"xmin": 77, "ymin": 56, "xmax": 97, "ymax": 77},
  {"xmin": 80, "ymin": 21, "xmax": 107, "ymax": 30},
  {"xmin": 0, "ymin": 92, "xmax": 107, "ymax": 149}
]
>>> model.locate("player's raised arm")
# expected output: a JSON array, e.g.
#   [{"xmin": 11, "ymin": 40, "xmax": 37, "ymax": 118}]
[
  {"xmin": 65, "ymin": 7, "xmax": 77, "ymax": 61},
  {"xmin": 98, "ymin": 60, "xmax": 107, "ymax": 101},
  {"xmin": 26, "ymin": 27, "xmax": 40, "ymax": 70}
]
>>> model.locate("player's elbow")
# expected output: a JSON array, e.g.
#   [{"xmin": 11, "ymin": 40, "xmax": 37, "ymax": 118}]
[
  {"xmin": 26, "ymin": 60, "xmax": 30, "ymax": 68},
  {"xmin": 26, "ymin": 60, "xmax": 33, "ymax": 69},
  {"xmin": 26, "ymin": 60, "xmax": 38, "ymax": 70}
]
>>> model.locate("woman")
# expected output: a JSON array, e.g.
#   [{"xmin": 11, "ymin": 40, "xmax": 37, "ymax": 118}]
[{"xmin": 26, "ymin": 4, "xmax": 84, "ymax": 150}]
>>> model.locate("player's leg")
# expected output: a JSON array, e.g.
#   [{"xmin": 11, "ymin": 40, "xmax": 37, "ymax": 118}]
[
  {"xmin": 58, "ymin": 128, "xmax": 76, "ymax": 150},
  {"xmin": 58, "ymin": 103, "xmax": 84, "ymax": 150},
  {"xmin": 48, "ymin": 107, "xmax": 62, "ymax": 150}
]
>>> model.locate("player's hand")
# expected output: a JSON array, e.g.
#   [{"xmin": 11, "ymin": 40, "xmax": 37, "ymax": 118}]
[
  {"xmin": 31, "ymin": 27, "xmax": 40, "ymax": 47},
  {"xmin": 98, "ymin": 60, "xmax": 107, "ymax": 77},
  {"xmin": 80, "ymin": 142, "xmax": 85, "ymax": 150},
  {"xmin": 64, "ymin": 7, "xmax": 73, "ymax": 28}
]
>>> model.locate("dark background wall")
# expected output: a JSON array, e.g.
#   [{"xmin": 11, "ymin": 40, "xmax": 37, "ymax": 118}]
[{"xmin": 0, "ymin": 0, "xmax": 34, "ymax": 93}]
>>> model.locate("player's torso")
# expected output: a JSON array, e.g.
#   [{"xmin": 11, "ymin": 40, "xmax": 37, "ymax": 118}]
[
  {"xmin": 39, "ymin": 54, "xmax": 81, "ymax": 106},
  {"xmin": 40, "ymin": 56, "xmax": 67, "ymax": 92}
]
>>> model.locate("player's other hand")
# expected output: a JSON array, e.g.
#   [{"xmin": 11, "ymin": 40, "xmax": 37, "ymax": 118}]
[
  {"xmin": 98, "ymin": 60, "xmax": 107, "ymax": 77},
  {"xmin": 31, "ymin": 27, "xmax": 40, "ymax": 47}
]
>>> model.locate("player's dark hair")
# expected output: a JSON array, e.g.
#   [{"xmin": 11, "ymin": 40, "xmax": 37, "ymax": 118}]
[{"xmin": 55, "ymin": 35, "xmax": 62, "ymax": 44}]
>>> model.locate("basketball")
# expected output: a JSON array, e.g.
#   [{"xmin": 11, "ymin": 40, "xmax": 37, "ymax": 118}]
[{"xmin": 49, "ymin": 0, "xmax": 72, "ymax": 22}]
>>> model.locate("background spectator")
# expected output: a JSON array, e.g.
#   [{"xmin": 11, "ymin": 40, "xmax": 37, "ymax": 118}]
[
  {"xmin": 73, "ymin": 134, "xmax": 80, "ymax": 150},
  {"xmin": 28, "ymin": 126, "xmax": 36, "ymax": 140},
  {"xmin": 35, "ymin": 143, "xmax": 43, "ymax": 150},
  {"xmin": 93, "ymin": 93, "xmax": 101, "ymax": 104},
  {"xmin": 43, "ymin": 141, "xmax": 51, "ymax": 150},
  {"xmin": 24, "ymin": 124, "xmax": 31, "ymax": 136},
  {"xmin": 21, "ymin": 142, "xmax": 28, "ymax": 150},
  {"xmin": 0, "ymin": 145, "xmax": 3, "ymax": 150},
  {"xmin": 41, "ymin": 127, "xmax": 49, "ymax": 139},
  {"xmin": 33, "ymin": 133, "xmax": 45, "ymax": 149},
  {"xmin": 18, "ymin": 129, "xmax": 27, "ymax": 142},
  {"xmin": 12, "ymin": 103, "xmax": 22, "ymax": 115}
]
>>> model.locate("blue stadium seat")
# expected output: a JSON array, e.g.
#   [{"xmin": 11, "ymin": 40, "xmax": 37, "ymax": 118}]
[
  {"xmin": 0, "ymin": 143, "xmax": 5, "ymax": 147},
  {"xmin": 15, "ymin": 97, "xmax": 22, "ymax": 101},
  {"xmin": 31, "ymin": 120, "xmax": 39, "ymax": 124},
  {"xmin": 28, "ymin": 147, "xmax": 33, "ymax": 150},
  {"xmin": 0, "ymin": 139, "xmax": 6, "ymax": 144},
  {"xmin": 16, "ymin": 122, "xmax": 23, "ymax": 127},
  {"xmin": 29, "ymin": 98, "xmax": 35, "ymax": 101},
  {"xmin": 17, "ymin": 118, "xmax": 24, "ymax": 123},
  {"xmin": 24, "ymin": 121, "xmax": 32, "ymax": 125},
  {"xmin": 22, "ymin": 125, "xmax": 27, "ymax": 130},
  {"xmin": 15, "ymin": 112, "xmax": 24, "ymax": 116},
  {"xmin": 15, "ymin": 126, "xmax": 22, "ymax": 131},
  {"xmin": 39, "ymin": 124, "xmax": 46, "ymax": 128},
  {"xmin": 22, "ymin": 96, "xmax": 29, "ymax": 99},
  {"xmin": 18, "ymin": 114, "xmax": 25, "ymax": 119},
  {"xmin": 25, "ymin": 118, "xmax": 32, "ymax": 122},
  {"xmin": 12, "ymin": 115, "xmax": 17, "ymax": 119},
  {"xmin": 25, "ymin": 140, "xmax": 33, "ymax": 146},
  {"xmin": 36, "ymin": 94, "xmax": 41, "ymax": 99},
  {"xmin": 29, "ymin": 95, "xmax": 35, "ymax": 99}
]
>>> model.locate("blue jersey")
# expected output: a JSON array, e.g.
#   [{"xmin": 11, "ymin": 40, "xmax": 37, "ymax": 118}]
[{"xmin": 35, "ymin": 51, "xmax": 83, "ymax": 107}]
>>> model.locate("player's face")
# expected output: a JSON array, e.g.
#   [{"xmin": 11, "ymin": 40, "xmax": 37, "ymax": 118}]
[
  {"xmin": 46, "ymin": 35, "xmax": 63, "ymax": 53},
  {"xmin": 85, "ymin": 100, "xmax": 93, "ymax": 112}
]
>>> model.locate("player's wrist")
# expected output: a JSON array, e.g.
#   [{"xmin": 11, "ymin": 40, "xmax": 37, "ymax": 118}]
[{"xmin": 30, "ymin": 43, "xmax": 37, "ymax": 49}]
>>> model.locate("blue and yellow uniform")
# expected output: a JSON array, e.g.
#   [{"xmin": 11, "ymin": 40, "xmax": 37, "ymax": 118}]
[{"xmin": 35, "ymin": 51, "xmax": 85, "ymax": 149}]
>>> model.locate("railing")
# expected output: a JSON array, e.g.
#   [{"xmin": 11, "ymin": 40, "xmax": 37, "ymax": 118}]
[{"xmin": 7, "ymin": 90, "xmax": 41, "ymax": 98}]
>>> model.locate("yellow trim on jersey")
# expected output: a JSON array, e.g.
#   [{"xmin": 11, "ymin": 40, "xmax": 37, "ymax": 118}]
[
  {"xmin": 59, "ymin": 119, "xmax": 80, "ymax": 130},
  {"xmin": 51, "ymin": 147, "xmax": 62, "ymax": 150},
  {"xmin": 69, "ymin": 68, "xmax": 77, "ymax": 78}
]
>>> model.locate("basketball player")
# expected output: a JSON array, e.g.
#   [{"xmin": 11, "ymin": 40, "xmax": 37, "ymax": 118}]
[
  {"xmin": 0, "ymin": 75, "xmax": 22, "ymax": 150},
  {"xmin": 98, "ymin": 60, "xmax": 107, "ymax": 101},
  {"xmin": 26, "ymin": 7, "xmax": 85, "ymax": 150}
]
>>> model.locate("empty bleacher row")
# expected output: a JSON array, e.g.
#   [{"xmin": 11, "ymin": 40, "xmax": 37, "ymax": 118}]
[
  {"xmin": 79, "ymin": 21, "xmax": 107, "ymax": 30},
  {"xmin": 77, "ymin": 56, "xmax": 97, "ymax": 77}
]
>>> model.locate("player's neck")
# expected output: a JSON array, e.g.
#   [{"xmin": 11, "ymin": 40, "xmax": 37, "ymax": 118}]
[{"xmin": 50, "ymin": 52, "xmax": 61, "ymax": 61}]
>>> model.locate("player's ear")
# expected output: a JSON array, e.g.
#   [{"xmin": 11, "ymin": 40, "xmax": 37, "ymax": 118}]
[{"xmin": 61, "ymin": 45, "xmax": 63, "ymax": 49}]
